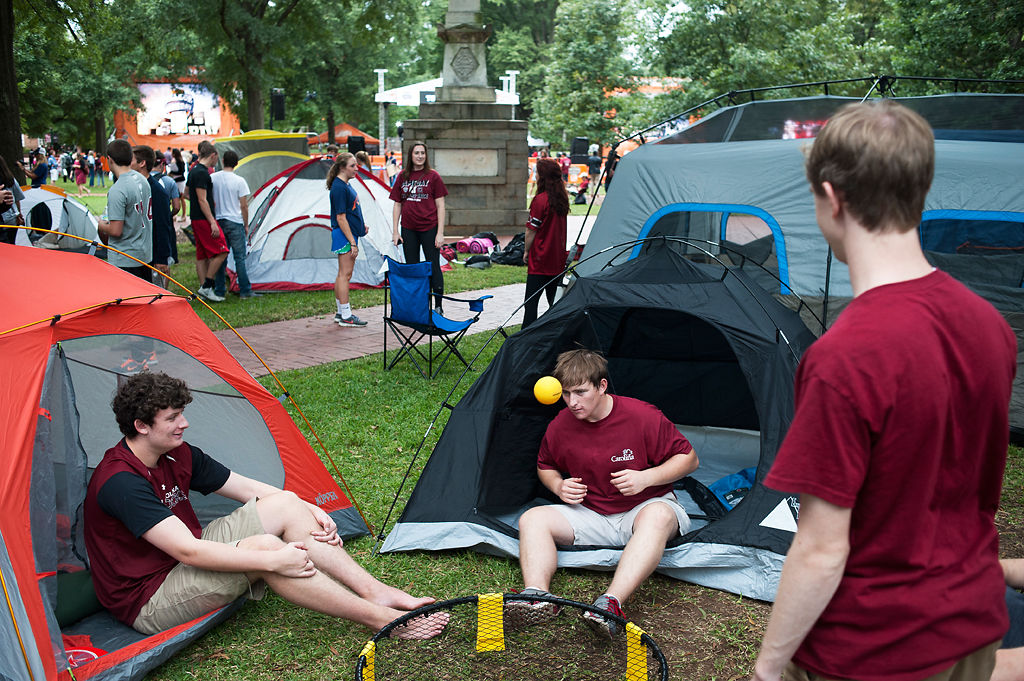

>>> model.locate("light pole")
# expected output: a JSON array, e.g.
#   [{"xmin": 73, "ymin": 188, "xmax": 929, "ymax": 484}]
[{"xmin": 374, "ymin": 69, "xmax": 388, "ymax": 152}]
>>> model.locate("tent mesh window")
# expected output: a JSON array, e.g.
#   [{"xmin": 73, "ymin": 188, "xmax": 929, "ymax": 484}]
[
  {"xmin": 248, "ymin": 186, "xmax": 279, "ymax": 234},
  {"xmin": 640, "ymin": 211, "xmax": 782, "ymax": 291},
  {"xmin": 283, "ymin": 224, "xmax": 332, "ymax": 260},
  {"xmin": 59, "ymin": 334, "xmax": 286, "ymax": 524},
  {"xmin": 658, "ymin": 94, "xmax": 1024, "ymax": 144},
  {"xmin": 30, "ymin": 345, "xmax": 91, "ymax": 672}
]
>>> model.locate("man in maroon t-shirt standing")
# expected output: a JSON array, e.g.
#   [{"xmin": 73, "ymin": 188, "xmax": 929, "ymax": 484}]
[
  {"xmin": 84, "ymin": 372, "xmax": 448, "ymax": 639},
  {"xmin": 507, "ymin": 349, "xmax": 698, "ymax": 637},
  {"xmin": 751, "ymin": 101, "xmax": 1015, "ymax": 681}
]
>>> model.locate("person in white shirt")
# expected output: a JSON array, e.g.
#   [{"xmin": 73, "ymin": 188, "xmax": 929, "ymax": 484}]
[{"xmin": 211, "ymin": 150, "xmax": 256, "ymax": 299}]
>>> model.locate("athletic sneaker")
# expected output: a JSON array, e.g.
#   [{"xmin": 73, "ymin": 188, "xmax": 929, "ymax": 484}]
[
  {"xmin": 504, "ymin": 588, "xmax": 560, "ymax": 628},
  {"xmin": 582, "ymin": 594, "xmax": 623, "ymax": 639},
  {"xmin": 336, "ymin": 313, "xmax": 367, "ymax": 327},
  {"xmin": 197, "ymin": 286, "xmax": 225, "ymax": 302},
  {"xmin": 118, "ymin": 357, "xmax": 141, "ymax": 375}
]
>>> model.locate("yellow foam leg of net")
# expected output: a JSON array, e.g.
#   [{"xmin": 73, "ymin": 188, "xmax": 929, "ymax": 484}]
[
  {"xmin": 359, "ymin": 640, "xmax": 376, "ymax": 681},
  {"xmin": 476, "ymin": 593, "xmax": 506, "ymax": 652},
  {"xmin": 626, "ymin": 622, "xmax": 647, "ymax": 680}
]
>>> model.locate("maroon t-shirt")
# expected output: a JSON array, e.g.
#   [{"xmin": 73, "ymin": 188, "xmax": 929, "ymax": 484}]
[
  {"xmin": 527, "ymin": 191, "xmax": 568, "ymax": 276},
  {"xmin": 765, "ymin": 270, "xmax": 1015, "ymax": 681},
  {"xmin": 538, "ymin": 395, "xmax": 693, "ymax": 515},
  {"xmin": 84, "ymin": 440, "xmax": 229, "ymax": 625},
  {"xmin": 388, "ymin": 169, "xmax": 448, "ymax": 232}
]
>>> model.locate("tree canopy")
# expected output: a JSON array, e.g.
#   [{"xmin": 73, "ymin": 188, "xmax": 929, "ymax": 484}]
[{"xmin": 6, "ymin": 0, "xmax": 1022, "ymax": 158}]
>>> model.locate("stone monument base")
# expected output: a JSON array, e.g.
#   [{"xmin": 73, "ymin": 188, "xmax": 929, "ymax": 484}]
[{"xmin": 403, "ymin": 102, "xmax": 528, "ymax": 238}]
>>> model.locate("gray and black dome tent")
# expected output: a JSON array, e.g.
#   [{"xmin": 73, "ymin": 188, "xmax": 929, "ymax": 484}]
[
  {"xmin": 578, "ymin": 83, "xmax": 1024, "ymax": 438},
  {"xmin": 382, "ymin": 244, "xmax": 816, "ymax": 600}
]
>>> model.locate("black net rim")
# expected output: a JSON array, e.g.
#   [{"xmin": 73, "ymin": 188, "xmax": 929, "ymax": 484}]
[{"xmin": 354, "ymin": 593, "xmax": 669, "ymax": 681}]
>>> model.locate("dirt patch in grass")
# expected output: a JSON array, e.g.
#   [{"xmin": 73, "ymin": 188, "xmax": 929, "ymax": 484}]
[{"xmin": 625, "ymin": 577, "xmax": 769, "ymax": 681}]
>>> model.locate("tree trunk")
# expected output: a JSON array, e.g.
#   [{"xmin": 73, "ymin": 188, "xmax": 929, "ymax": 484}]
[
  {"xmin": 247, "ymin": 71, "xmax": 265, "ymax": 130},
  {"xmin": 0, "ymin": 0, "xmax": 25, "ymax": 183},
  {"xmin": 94, "ymin": 116, "xmax": 107, "ymax": 154},
  {"xmin": 326, "ymin": 107, "xmax": 336, "ymax": 144}
]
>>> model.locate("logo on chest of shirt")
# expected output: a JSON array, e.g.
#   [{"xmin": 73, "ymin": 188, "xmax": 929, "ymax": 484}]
[
  {"xmin": 610, "ymin": 448, "xmax": 635, "ymax": 462},
  {"xmin": 162, "ymin": 484, "xmax": 188, "ymax": 510}
]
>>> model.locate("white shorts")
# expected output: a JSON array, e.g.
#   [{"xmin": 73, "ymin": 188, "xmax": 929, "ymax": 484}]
[{"xmin": 553, "ymin": 492, "xmax": 690, "ymax": 547}]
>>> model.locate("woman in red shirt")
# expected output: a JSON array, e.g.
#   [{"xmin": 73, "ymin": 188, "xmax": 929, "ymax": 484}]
[
  {"xmin": 522, "ymin": 158, "xmax": 568, "ymax": 328},
  {"xmin": 390, "ymin": 141, "xmax": 448, "ymax": 310}
]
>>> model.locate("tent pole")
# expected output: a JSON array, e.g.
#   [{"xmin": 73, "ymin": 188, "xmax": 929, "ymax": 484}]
[{"xmin": 822, "ymin": 247, "xmax": 833, "ymax": 334}]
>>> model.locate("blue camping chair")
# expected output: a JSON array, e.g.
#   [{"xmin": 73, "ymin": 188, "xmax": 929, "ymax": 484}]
[{"xmin": 383, "ymin": 256, "xmax": 492, "ymax": 378}]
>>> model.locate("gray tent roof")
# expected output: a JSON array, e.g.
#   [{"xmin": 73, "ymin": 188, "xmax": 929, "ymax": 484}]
[{"xmin": 578, "ymin": 138, "xmax": 1024, "ymax": 299}]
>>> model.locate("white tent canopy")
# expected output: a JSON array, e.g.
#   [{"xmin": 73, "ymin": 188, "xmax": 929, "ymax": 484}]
[
  {"xmin": 375, "ymin": 78, "xmax": 519, "ymax": 106},
  {"xmin": 237, "ymin": 158, "xmax": 403, "ymax": 292}
]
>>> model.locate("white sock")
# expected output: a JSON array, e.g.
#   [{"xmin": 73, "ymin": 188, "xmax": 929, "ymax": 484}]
[
  {"xmin": 339, "ymin": 302, "xmax": 352, "ymax": 318},
  {"xmin": 336, "ymin": 300, "xmax": 344, "ymax": 315}
]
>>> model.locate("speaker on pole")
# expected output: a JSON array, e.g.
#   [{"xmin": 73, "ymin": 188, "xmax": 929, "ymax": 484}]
[
  {"xmin": 570, "ymin": 136, "xmax": 589, "ymax": 165},
  {"xmin": 347, "ymin": 136, "xmax": 365, "ymax": 153},
  {"xmin": 271, "ymin": 90, "xmax": 285, "ymax": 121}
]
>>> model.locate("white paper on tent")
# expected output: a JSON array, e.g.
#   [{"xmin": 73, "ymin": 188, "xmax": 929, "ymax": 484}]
[{"xmin": 759, "ymin": 497, "xmax": 799, "ymax": 533}]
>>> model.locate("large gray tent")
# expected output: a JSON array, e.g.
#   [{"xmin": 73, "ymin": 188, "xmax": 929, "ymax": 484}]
[{"xmin": 580, "ymin": 93, "xmax": 1024, "ymax": 436}]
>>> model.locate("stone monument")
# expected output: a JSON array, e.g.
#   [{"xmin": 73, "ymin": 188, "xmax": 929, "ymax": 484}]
[{"xmin": 401, "ymin": 0, "xmax": 528, "ymax": 237}]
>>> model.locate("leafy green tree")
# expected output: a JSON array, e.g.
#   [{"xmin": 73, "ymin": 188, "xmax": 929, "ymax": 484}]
[
  {"xmin": 484, "ymin": 0, "xmax": 558, "ymax": 44},
  {"xmin": 530, "ymin": 0, "xmax": 633, "ymax": 146},
  {"xmin": 488, "ymin": 25, "xmax": 550, "ymax": 118},
  {"xmin": 484, "ymin": 1, "xmax": 558, "ymax": 118},
  {"xmin": 13, "ymin": 0, "xmax": 166, "ymax": 153},
  {"xmin": 648, "ymin": 0, "xmax": 895, "ymax": 110},
  {"xmin": 285, "ymin": 0, "xmax": 440, "ymax": 137},
  {"xmin": 179, "ymin": 0, "xmax": 327, "ymax": 131},
  {"xmin": 882, "ymin": 0, "xmax": 1023, "ymax": 82}
]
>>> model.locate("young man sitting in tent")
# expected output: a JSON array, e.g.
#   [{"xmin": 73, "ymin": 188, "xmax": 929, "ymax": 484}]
[
  {"xmin": 84, "ymin": 372, "xmax": 448, "ymax": 639},
  {"xmin": 508, "ymin": 349, "xmax": 698, "ymax": 637}
]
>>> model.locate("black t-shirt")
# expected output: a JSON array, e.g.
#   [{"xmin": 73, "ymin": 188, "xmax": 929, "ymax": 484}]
[
  {"xmin": 95, "ymin": 444, "xmax": 231, "ymax": 538},
  {"xmin": 186, "ymin": 163, "xmax": 215, "ymax": 221},
  {"xmin": 147, "ymin": 175, "xmax": 175, "ymax": 265}
]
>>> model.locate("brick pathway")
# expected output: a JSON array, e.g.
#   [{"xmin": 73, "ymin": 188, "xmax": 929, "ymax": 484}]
[
  {"xmin": 214, "ymin": 282, "xmax": 530, "ymax": 377},
  {"xmin": 212, "ymin": 215, "xmax": 595, "ymax": 377}
]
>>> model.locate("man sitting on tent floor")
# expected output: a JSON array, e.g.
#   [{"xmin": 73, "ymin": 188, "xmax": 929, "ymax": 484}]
[
  {"xmin": 84, "ymin": 372, "xmax": 448, "ymax": 639},
  {"xmin": 507, "ymin": 349, "xmax": 698, "ymax": 637}
]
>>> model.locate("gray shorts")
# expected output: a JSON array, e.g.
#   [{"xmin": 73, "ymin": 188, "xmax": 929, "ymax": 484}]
[
  {"xmin": 554, "ymin": 492, "xmax": 691, "ymax": 546},
  {"xmin": 133, "ymin": 498, "xmax": 268, "ymax": 634}
]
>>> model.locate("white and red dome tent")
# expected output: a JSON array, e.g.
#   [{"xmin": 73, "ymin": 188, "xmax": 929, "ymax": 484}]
[
  {"xmin": 234, "ymin": 157, "xmax": 403, "ymax": 292},
  {"xmin": 15, "ymin": 186, "xmax": 99, "ymax": 253}
]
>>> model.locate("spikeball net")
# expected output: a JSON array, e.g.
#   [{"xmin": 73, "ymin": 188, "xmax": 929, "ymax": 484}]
[{"xmin": 355, "ymin": 593, "xmax": 669, "ymax": 681}]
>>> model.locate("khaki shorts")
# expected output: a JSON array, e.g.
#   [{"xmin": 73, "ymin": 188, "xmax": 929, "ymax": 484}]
[
  {"xmin": 133, "ymin": 499, "xmax": 268, "ymax": 634},
  {"xmin": 554, "ymin": 492, "xmax": 690, "ymax": 546},
  {"xmin": 782, "ymin": 638, "xmax": 1000, "ymax": 681}
]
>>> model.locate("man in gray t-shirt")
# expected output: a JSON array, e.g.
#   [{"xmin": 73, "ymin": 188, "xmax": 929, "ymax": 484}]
[{"xmin": 98, "ymin": 139, "xmax": 152, "ymax": 279}]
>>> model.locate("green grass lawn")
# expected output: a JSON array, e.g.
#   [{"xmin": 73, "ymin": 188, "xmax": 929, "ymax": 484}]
[
  {"xmin": 141, "ymin": 331, "xmax": 1024, "ymax": 681},
  {"xmin": 162, "ymin": 243, "xmax": 527, "ymax": 331}
]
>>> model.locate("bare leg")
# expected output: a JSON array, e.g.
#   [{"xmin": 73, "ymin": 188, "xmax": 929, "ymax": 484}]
[
  {"xmin": 517, "ymin": 506, "xmax": 575, "ymax": 591},
  {"xmin": 335, "ymin": 252, "xmax": 355, "ymax": 306},
  {"xmin": 255, "ymin": 492, "xmax": 433, "ymax": 610},
  {"xmin": 605, "ymin": 502, "xmax": 678, "ymax": 604},
  {"xmin": 238, "ymin": 533, "xmax": 446, "ymax": 639},
  {"xmin": 206, "ymin": 252, "xmax": 228, "ymax": 279},
  {"xmin": 195, "ymin": 257, "xmax": 209, "ymax": 284}
]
